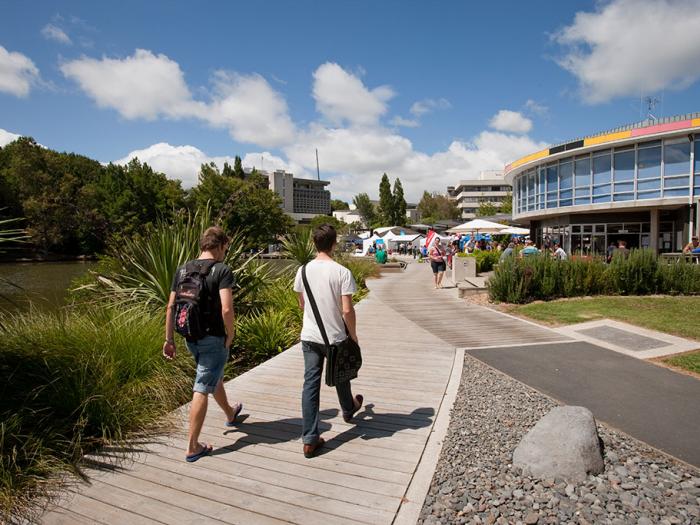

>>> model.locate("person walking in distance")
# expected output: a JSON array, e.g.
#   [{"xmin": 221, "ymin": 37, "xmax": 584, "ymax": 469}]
[
  {"xmin": 429, "ymin": 237, "xmax": 447, "ymax": 289},
  {"xmin": 293, "ymin": 224, "xmax": 364, "ymax": 458},
  {"xmin": 163, "ymin": 226, "xmax": 243, "ymax": 462}
]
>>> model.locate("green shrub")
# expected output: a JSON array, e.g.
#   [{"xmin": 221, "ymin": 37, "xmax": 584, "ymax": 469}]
[
  {"xmin": 280, "ymin": 228, "xmax": 315, "ymax": 266},
  {"xmin": 234, "ymin": 309, "xmax": 299, "ymax": 362},
  {"xmin": 0, "ymin": 306, "xmax": 192, "ymax": 522},
  {"xmin": 488, "ymin": 249, "xmax": 700, "ymax": 303}
]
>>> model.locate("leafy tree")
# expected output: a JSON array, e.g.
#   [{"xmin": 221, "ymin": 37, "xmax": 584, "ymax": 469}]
[
  {"xmin": 417, "ymin": 191, "xmax": 460, "ymax": 223},
  {"xmin": 477, "ymin": 200, "xmax": 498, "ymax": 217},
  {"xmin": 191, "ymin": 163, "xmax": 292, "ymax": 248},
  {"xmin": 500, "ymin": 191, "xmax": 513, "ymax": 214},
  {"xmin": 378, "ymin": 173, "xmax": 395, "ymax": 225},
  {"xmin": 352, "ymin": 193, "xmax": 376, "ymax": 227},
  {"xmin": 392, "ymin": 178, "xmax": 407, "ymax": 226},
  {"xmin": 222, "ymin": 161, "xmax": 235, "ymax": 178},
  {"xmin": 308, "ymin": 214, "xmax": 348, "ymax": 234},
  {"xmin": 330, "ymin": 199, "xmax": 350, "ymax": 211},
  {"xmin": 233, "ymin": 155, "xmax": 245, "ymax": 179}
]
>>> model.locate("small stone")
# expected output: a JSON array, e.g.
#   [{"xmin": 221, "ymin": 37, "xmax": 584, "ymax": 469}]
[
  {"xmin": 513, "ymin": 489, "xmax": 524, "ymax": 499},
  {"xmin": 524, "ymin": 511, "xmax": 539, "ymax": 524},
  {"xmin": 565, "ymin": 484, "xmax": 575, "ymax": 496},
  {"xmin": 615, "ymin": 466, "xmax": 629, "ymax": 478},
  {"xmin": 621, "ymin": 482, "xmax": 637, "ymax": 490},
  {"xmin": 637, "ymin": 518, "xmax": 653, "ymax": 525}
]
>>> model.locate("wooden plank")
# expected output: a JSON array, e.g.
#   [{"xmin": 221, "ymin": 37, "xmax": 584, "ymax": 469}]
[
  {"xmin": 148, "ymin": 445, "xmax": 401, "ymax": 512},
  {"xmin": 42, "ymin": 492, "xmax": 162, "ymax": 525}
]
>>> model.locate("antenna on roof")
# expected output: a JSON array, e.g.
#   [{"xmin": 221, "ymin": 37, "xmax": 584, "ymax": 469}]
[
  {"xmin": 644, "ymin": 96, "xmax": 659, "ymax": 122},
  {"xmin": 315, "ymin": 148, "xmax": 320, "ymax": 181}
]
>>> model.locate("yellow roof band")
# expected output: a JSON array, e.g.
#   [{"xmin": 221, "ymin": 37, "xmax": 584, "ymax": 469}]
[
  {"xmin": 509, "ymin": 148, "xmax": 548, "ymax": 170},
  {"xmin": 583, "ymin": 130, "xmax": 632, "ymax": 147},
  {"xmin": 692, "ymin": 118, "xmax": 700, "ymax": 127}
]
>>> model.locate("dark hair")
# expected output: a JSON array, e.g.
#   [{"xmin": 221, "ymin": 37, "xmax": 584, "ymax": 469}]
[
  {"xmin": 313, "ymin": 224, "xmax": 337, "ymax": 253},
  {"xmin": 200, "ymin": 226, "xmax": 229, "ymax": 251}
]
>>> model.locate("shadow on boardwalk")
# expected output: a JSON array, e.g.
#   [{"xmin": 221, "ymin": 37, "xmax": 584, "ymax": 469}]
[{"xmin": 210, "ymin": 404, "xmax": 436, "ymax": 456}]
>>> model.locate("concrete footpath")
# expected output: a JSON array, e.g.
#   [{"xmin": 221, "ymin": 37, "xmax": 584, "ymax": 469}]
[{"xmin": 391, "ymin": 261, "xmax": 700, "ymax": 468}]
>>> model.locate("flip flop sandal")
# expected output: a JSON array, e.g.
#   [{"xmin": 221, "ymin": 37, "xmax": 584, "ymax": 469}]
[
  {"xmin": 185, "ymin": 444, "xmax": 212, "ymax": 463},
  {"xmin": 225, "ymin": 403, "xmax": 244, "ymax": 427}
]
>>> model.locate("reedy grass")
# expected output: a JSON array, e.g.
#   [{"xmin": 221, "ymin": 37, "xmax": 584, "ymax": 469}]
[
  {"xmin": 0, "ymin": 305, "xmax": 192, "ymax": 522},
  {"xmin": 72, "ymin": 207, "xmax": 272, "ymax": 315},
  {"xmin": 280, "ymin": 229, "xmax": 315, "ymax": 266}
]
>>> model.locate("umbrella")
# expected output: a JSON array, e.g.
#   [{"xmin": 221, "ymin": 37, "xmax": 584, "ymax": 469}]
[
  {"xmin": 499, "ymin": 226, "xmax": 530, "ymax": 235},
  {"xmin": 447, "ymin": 219, "xmax": 509, "ymax": 234}
]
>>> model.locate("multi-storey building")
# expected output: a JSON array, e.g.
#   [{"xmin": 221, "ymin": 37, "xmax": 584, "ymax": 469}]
[
  {"xmin": 506, "ymin": 112, "xmax": 700, "ymax": 255},
  {"xmin": 447, "ymin": 170, "xmax": 511, "ymax": 219},
  {"xmin": 255, "ymin": 169, "xmax": 331, "ymax": 223}
]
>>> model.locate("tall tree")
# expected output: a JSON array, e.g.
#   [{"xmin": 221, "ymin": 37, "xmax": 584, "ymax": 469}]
[
  {"xmin": 233, "ymin": 155, "xmax": 245, "ymax": 179},
  {"xmin": 500, "ymin": 191, "xmax": 513, "ymax": 214},
  {"xmin": 392, "ymin": 178, "xmax": 407, "ymax": 226},
  {"xmin": 222, "ymin": 161, "xmax": 235, "ymax": 178},
  {"xmin": 477, "ymin": 200, "xmax": 498, "ymax": 217},
  {"xmin": 352, "ymin": 193, "xmax": 376, "ymax": 228},
  {"xmin": 330, "ymin": 199, "xmax": 350, "ymax": 211},
  {"xmin": 417, "ymin": 191, "xmax": 459, "ymax": 223},
  {"xmin": 378, "ymin": 173, "xmax": 395, "ymax": 225}
]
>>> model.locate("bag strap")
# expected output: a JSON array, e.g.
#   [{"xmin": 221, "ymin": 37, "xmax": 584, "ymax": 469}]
[{"xmin": 301, "ymin": 264, "xmax": 331, "ymax": 347}]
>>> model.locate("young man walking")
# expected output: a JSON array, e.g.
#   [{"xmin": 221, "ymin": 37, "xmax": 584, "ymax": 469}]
[
  {"xmin": 163, "ymin": 226, "xmax": 243, "ymax": 462},
  {"xmin": 293, "ymin": 224, "xmax": 364, "ymax": 458}
]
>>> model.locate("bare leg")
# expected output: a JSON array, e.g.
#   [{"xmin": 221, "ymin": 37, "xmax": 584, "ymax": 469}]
[
  {"xmin": 437, "ymin": 271, "xmax": 445, "ymax": 287},
  {"xmin": 187, "ymin": 392, "xmax": 209, "ymax": 455},
  {"xmin": 213, "ymin": 379, "xmax": 238, "ymax": 421},
  {"xmin": 433, "ymin": 272, "xmax": 438, "ymax": 288}
]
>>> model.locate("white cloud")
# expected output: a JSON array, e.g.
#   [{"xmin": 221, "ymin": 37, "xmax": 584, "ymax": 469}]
[
  {"xmin": 61, "ymin": 49, "xmax": 294, "ymax": 147},
  {"xmin": 554, "ymin": 0, "xmax": 700, "ymax": 103},
  {"xmin": 312, "ymin": 62, "xmax": 394, "ymax": 126},
  {"xmin": 0, "ymin": 128, "xmax": 21, "ymax": 147},
  {"xmin": 60, "ymin": 49, "xmax": 202, "ymax": 120},
  {"xmin": 205, "ymin": 71, "xmax": 296, "ymax": 147},
  {"xmin": 0, "ymin": 45, "xmax": 40, "ymax": 97},
  {"xmin": 113, "ymin": 143, "xmax": 237, "ymax": 188},
  {"xmin": 410, "ymin": 98, "xmax": 451, "ymax": 117},
  {"xmin": 524, "ymin": 99, "xmax": 548, "ymax": 116},
  {"xmin": 41, "ymin": 24, "xmax": 72, "ymax": 45},
  {"xmin": 489, "ymin": 110, "xmax": 533, "ymax": 134},
  {"xmin": 390, "ymin": 116, "xmax": 420, "ymax": 128}
]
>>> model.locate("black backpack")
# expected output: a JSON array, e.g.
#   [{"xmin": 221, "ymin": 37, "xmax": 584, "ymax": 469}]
[{"xmin": 173, "ymin": 260, "xmax": 217, "ymax": 342}]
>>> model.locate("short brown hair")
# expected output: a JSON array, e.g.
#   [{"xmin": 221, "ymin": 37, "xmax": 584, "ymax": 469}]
[
  {"xmin": 200, "ymin": 226, "xmax": 229, "ymax": 251},
  {"xmin": 313, "ymin": 224, "xmax": 337, "ymax": 253}
]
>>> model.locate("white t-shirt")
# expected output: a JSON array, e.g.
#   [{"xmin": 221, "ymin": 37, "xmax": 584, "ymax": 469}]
[
  {"xmin": 293, "ymin": 259, "xmax": 357, "ymax": 344},
  {"xmin": 554, "ymin": 247, "xmax": 568, "ymax": 260}
]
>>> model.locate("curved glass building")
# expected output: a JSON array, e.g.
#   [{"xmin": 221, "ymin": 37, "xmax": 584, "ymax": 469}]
[{"xmin": 505, "ymin": 113, "xmax": 700, "ymax": 255}]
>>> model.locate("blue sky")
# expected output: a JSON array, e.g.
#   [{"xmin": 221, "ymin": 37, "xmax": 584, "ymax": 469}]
[{"xmin": 2, "ymin": 0, "xmax": 700, "ymax": 200}]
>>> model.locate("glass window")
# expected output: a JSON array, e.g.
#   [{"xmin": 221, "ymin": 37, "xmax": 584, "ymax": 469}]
[
  {"xmin": 575, "ymin": 156, "xmax": 590, "ymax": 188},
  {"xmin": 613, "ymin": 193, "xmax": 634, "ymax": 202},
  {"xmin": 664, "ymin": 187, "xmax": 689, "ymax": 197},
  {"xmin": 614, "ymin": 150, "xmax": 635, "ymax": 182},
  {"xmin": 664, "ymin": 141, "xmax": 691, "ymax": 176},
  {"xmin": 637, "ymin": 190, "xmax": 661, "ymax": 200},
  {"xmin": 593, "ymin": 184, "xmax": 612, "ymax": 196},
  {"xmin": 593, "ymin": 153, "xmax": 611, "ymax": 185},
  {"xmin": 592, "ymin": 194, "xmax": 611, "ymax": 203},
  {"xmin": 559, "ymin": 161, "xmax": 573, "ymax": 190},
  {"xmin": 546, "ymin": 164, "xmax": 558, "ymax": 190},
  {"xmin": 695, "ymin": 139, "xmax": 700, "ymax": 174},
  {"xmin": 614, "ymin": 182, "xmax": 634, "ymax": 193},
  {"xmin": 663, "ymin": 176, "xmax": 690, "ymax": 188},
  {"xmin": 637, "ymin": 178, "xmax": 660, "ymax": 191},
  {"xmin": 576, "ymin": 187, "xmax": 590, "ymax": 197},
  {"xmin": 574, "ymin": 197, "xmax": 590, "ymax": 205},
  {"xmin": 637, "ymin": 146, "xmax": 661, "ymax": 179}
]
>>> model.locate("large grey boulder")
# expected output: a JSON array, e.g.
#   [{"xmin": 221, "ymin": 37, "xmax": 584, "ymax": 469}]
[{"xmin": 513, "ymin": 406, "xmax": 604, "ymax": 482}]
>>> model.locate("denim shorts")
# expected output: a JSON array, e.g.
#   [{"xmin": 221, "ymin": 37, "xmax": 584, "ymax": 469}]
[{"xmin": 185, "ymin": 335, "xmax": 228, "ymax": 394}]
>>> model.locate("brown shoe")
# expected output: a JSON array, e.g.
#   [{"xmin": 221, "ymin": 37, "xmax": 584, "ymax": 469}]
[
  {"xmin": 303, "ymin": 437, "xmax": 325, "ymax": 459},
  {"xmin": 343, "ymin": 394, "xmax": 364, "ymax": 423}
]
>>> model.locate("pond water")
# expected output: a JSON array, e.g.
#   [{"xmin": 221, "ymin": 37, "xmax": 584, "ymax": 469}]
[{"xmin": 0, "ymin": 261, "xmax": 97, "ymax": 311}]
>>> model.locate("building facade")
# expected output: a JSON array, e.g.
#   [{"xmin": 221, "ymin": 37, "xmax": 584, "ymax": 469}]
[
  {"xmin": 262, "ymin": 169, "xmax": 331, "ymax": 222},
  {"xmin": 447, "ymin": 170, "xmax": 511, "ymax": 219},
  {"xmin": 506, "ymin": 113, "xmax": 700, "ymax": 255}
]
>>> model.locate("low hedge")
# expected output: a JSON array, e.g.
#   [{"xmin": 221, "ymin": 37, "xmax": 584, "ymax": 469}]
[{"xmin": 488, "ymin": 249, "xmax": 700, "ymax": 303}]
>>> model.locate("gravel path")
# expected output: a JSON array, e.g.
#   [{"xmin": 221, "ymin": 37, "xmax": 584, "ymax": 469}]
[{"xmin": 419, "ymin": 354, "xmax": 700, "ymax": 525}]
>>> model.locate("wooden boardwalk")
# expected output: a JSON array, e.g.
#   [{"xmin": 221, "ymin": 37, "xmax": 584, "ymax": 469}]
[
  {"xmin": 40, "ymin": 266, "xmax": 457, "ymax": 525},
  {"xmin": 40, "ymin": 261, "xmax": 568, "ymax": 525}
]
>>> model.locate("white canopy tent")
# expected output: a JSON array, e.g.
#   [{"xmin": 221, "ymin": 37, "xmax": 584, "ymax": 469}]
[
  {"xmin": 499, "ymin": 226, "xmax": 530, "ymax": 235},
  {"xmin": 447, "ymin": 219, "xmax": 509, "ymax": 234}
]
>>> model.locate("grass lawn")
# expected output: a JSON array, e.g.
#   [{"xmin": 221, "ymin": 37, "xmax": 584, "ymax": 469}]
[{"xmin": 506, "ymin": 296, "xmax": 700, "ymax": 375}]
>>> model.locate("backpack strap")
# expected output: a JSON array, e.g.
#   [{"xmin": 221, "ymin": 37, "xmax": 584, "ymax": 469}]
[{"xmin": 301, "ymin": 264, "xmax": 331, "ymax": 347}]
